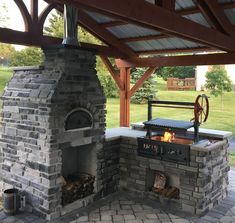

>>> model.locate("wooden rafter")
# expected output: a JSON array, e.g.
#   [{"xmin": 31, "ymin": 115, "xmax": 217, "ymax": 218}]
[
  {"xmin": 54, "ymin": 0, "xmax": 235, "ymax": 52},
  {"xmin": 98, "ymin": 1, "xmax": 235, "ymax": 28},
  {"xmin": 30, "ymin": 0, "xmax": 38, "ymax": 25},
  {"xmin": 100, "ymin": 56, "xmax": 124, "ymax": 90},
  {"xmin": 203, "ymin": 0, "xmax": 235, "ymax": 35},
  {"xmin": 176, "ymin": 1, "xmax": 235, "ymax": 16},
  {"xmin": 162, "ymin": 0, "xmax": 175, "ymax": 11},
  {"xmin": 0, "ymin": 28, "xmax": 125, "ymax": 58},
  {"xmin": 116, "ymin": 53, "xmax": 235, "ymax": 67},
  {"xmin": 38, "ymin": 3, "xmax": 56, "ymax": 34}
]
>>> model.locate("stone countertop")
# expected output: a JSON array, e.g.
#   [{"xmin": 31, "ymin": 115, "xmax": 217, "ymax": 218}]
[
  {"xmin": 105, "ymin": 127, "xmax": 146, "ymax": 141},
  {"xmin": 105, "ymin": 127, "xmax": 231, "ymax": 152},
  {"xmin": 106, "ymin": 126, "xmax": 232, "ymax": 141}
]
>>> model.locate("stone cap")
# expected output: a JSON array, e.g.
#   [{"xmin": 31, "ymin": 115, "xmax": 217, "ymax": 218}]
[
  {"xmin": 12, "ymin": 65, "xmax": 44, "ymax": 71},
  {"xmin": 191, "ymin": 138, "xmax": 228, "ymax": 152},
  {"xmin": 105, "ymin": 127, "xmax": 146, "ymax": 141}
]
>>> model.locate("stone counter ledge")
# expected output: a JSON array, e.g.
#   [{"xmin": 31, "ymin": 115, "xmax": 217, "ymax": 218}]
[
  {"xmin": 105, "ymin": 127, "xmax": 232, "ymax": 152},
  {"xmin": 191, "ymin": 138, "xmax": 229, "ymax": 152}
]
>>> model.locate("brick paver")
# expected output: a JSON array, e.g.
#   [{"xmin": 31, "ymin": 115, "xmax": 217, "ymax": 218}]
[{"xmin": 1, "ymin": 170, "xmax": 235, "ymax": 223}]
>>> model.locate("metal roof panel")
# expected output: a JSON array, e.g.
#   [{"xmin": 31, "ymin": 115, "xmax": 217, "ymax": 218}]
[
  {"xmin": 183, "ymin": 13, "xmax": 211, "ymax": 28},
  {"xmin": 175, "ymin": 0, "xmax": 195, "ymax": 10},
  {"xmin": 107, "ymin": 24, "xmax": 160, "ymax": 39},
  {"xmin": 85, "ymin": 11, "xmax": 115, "ymax": 23},
  {"xmin": 127, "ymin": 37, "xmax": 204, "ymax": 52},
  {"xmin": 224, "ymin": 8, "xmax": 235, "ymax": 25}
]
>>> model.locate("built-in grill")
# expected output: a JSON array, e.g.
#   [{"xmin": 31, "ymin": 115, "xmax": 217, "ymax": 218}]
[{"xmin": 138, "ymin": 95, "xmax": 209, "ymax": 165}]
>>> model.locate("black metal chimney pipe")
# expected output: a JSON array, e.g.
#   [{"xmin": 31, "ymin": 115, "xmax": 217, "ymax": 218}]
[{"xmin": 62, "ymin": 4, "xmax": 80, "ymax": 46}]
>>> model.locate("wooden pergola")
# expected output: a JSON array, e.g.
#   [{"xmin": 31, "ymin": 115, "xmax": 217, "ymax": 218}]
[{"xmin": 1, "ymin": 0, "xmax": 235, "ymax": 127}]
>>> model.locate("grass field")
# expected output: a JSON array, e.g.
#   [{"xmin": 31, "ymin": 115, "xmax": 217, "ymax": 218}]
[
  {"xmin": 107, "ymin": 78, "xmax": 235, "ymax": 134},
  {"xmin": 0, "ymin": 67, "xmax": 12, "ymax": 90},
  {"xmin": 229, "ymin": 153, "xmax": 235, "ymax": 166}
]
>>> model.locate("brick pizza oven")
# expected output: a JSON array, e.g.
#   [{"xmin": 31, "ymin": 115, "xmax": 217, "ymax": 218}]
[{"xmin": 0, "ymin": 45, "xmax": 108, "ymax": 220}]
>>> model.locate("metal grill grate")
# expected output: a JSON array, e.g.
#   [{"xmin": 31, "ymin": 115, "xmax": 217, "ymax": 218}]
[{"xmin": 143, "ymin": 118, "xmax": 194, "ymax": 130}]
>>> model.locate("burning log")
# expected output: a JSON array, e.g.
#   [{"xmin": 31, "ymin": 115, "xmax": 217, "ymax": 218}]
[{"xmin": 62, "ymin": 173, "xmax": 95, "ymax": 206}]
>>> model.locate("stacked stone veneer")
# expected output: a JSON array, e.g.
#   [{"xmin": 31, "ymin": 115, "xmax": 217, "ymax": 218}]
[
  {"xmin": 119, "ymin": 136, "xmax": 230, "ymax": 215},
  {"xmin": 0, "ymin": 46, "xmax": 119, "ymax": 220}
]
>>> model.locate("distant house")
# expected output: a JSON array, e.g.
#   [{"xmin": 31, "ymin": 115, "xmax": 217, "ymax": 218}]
[{"xmin": 196, "ymin": 65, "xmax": 235, "ymax": 91}]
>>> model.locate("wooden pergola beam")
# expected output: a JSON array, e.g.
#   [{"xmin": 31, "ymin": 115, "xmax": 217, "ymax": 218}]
[
  {"xmin": 0, "ymin": 28, "xmax": 126, "ymax": 58},
  {"xmin": 177, "ymin": 2, "xmax": 235, "ymax": 16},
  {"xmin": 98, "ymin": 2, "xmax": 235, "ymax": 28},
  {"xmin": 162, "ymin": 0, "xmax": 175, "ymax": 11},
  {"xmin": 203, "ymin": 0, "xmax": 235, "ymax": 35},
  {"xmin": 56, "ymin": 0, "xmax": 235, "ymax": 52},
  {"xmin": 38, "ymin": 3, "xmax": 56, "ymax": 34},
  {"xmin": 116, "ymin": 53, "xmax": 235, "ymax": 67},
  {"xmin": 100, "ymin": 56, "xmax": 124, "ymax": 90},
  {"xmin": 119, "ymin": 67, "xmax": 131, "ymax": 127},
  {"xmin": 194, "ymin": 0, "xmax": 223, "ymax": 31}
]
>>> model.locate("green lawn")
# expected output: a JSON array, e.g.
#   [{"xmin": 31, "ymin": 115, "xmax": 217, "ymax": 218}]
[
  {"xmin": 107, "ymin": 78, "xmax": 235, "ymax": 134},
  {"xmin": 0, "ymin": 67, "xmax": 12, "ymax": 90},
  {"xmin": 229, "ymin": 153, "xmax": 235, "ymax": 166}
]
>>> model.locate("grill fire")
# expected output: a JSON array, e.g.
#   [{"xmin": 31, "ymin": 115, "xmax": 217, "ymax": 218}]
[{"xmin": 161, "ymin": 131, "xmax": 175, "ymax": 142}]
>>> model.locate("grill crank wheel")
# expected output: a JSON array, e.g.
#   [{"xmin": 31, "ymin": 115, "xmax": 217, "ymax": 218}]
[{"xmin": 194, "ymin": 94, "xmax": 209, "ymax": 124}]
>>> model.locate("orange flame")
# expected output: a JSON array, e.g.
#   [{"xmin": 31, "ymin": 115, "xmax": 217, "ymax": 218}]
[{"xmin": 161, "ymin": 131, "xmax": 175, "ymax": 142}]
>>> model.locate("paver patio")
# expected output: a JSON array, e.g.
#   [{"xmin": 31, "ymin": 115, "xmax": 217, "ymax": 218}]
[{"xmin": 0, "ymin": 168, "xmax": 235, "ymax": 223}]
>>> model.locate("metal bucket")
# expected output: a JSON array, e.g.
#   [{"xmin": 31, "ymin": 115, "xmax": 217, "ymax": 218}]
[{"xmin": 3, "ymin": 189, "xmax": 19, "ymax": 215}]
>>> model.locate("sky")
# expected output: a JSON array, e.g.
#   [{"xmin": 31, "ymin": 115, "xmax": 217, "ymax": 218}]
[{"xmin": 1, "ymin": 0, "xmax": 52, "ymax": 50}]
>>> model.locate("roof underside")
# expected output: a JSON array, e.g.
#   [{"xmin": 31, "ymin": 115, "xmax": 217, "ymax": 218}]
[
  {"xmin": 80, "ymin": 0, "xmax": 235, "ymax": 56},
  {"xmin": 1, "ymin": 0, "xmax": 235, "ymax": 65}
]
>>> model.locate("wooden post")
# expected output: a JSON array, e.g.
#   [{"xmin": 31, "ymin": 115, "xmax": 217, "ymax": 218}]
[{"xmin": 119, "ymin": 67, "xmax": 131, "ymax": 127}]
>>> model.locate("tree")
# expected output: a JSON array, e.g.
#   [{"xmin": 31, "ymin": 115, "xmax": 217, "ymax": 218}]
[
  {"xmin": 131, "ymin": 68, "xmax": 157, "ymax": 104},
  {"xmin": 0, "ymin": 44, "xmax": 16, "ymax": 66},
  {"xmin": 44, "ymin": 12, "xmax": 64, "ymax": 38},
  {"xmin": 205, "ymin": 65, "xmax": 232, "ymax": 110},
  {"xmin": 44, "ymin": 11, "xmax": 119, "ymax": 98},
  {"xmin": 11, "ymin": 47, "xmax": 43, "ymax": 66},
  {"xmin": 157, "ymin": 66, "xmax": 195, "ymax": 80},
  {"xmin": 0, "ymin": 2, "xmax": 9, "ymax": 27}
]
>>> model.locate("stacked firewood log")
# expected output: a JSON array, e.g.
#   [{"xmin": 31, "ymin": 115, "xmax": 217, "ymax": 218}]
[
  {"xmin": 152, "ymin": 186, "xmax": 179, "ymax": 199},
  {"xmin": 152, "ymin": 172, "xmax": 179, "ymax": 199},
  {"xmin": 62, "ymin": 173, "xmax": 95, "ymax": 206}
]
